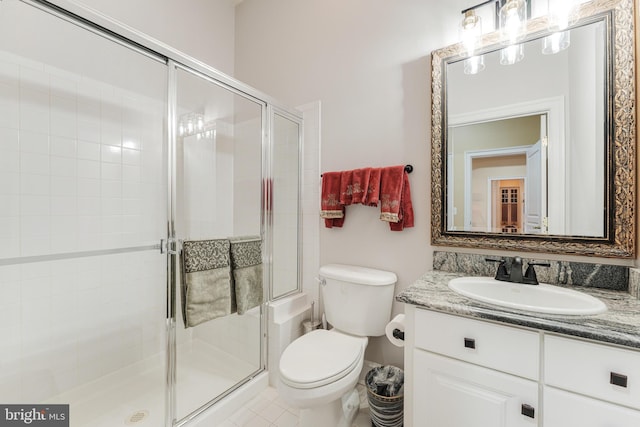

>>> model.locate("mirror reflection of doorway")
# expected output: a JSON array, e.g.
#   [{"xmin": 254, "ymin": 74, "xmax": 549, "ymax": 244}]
[
  {"xmin": 490, "ymin": 179, "xmax": 524, "ymax": 233},
  {"xmin": 450, "ymin": 112, "xmax": 558, "ymax": 234}
]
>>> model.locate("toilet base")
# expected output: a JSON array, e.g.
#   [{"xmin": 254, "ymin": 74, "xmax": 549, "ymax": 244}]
[{"xmin": 298, "ymin": 388, "xmax": 361, "ymax": 427}]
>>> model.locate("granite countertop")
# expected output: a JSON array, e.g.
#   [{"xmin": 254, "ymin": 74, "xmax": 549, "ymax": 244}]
[{"xmin": 396, "ymin": 271, "xmax": 640, "ymax": 350}]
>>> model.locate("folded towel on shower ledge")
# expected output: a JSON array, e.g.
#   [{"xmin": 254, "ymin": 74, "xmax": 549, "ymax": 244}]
[
  {"xmin": 181, "ymin": 239, "xmax": 234, "ymax": 328},
  {"xmin": 230, "ymin": 235, "xmax": 263, "ymax": 315}
]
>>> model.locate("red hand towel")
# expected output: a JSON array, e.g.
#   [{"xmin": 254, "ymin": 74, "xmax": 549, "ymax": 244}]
[
  {"xmin": 320, "ymin": 172, "xmax": 345, "ymax": 228},
  {"xmin": 379, "ymin": 166, "xmax": 405, "ymax": 222},
  {"xmin": 380, "ymin": 166, "xmax": 414, "ymax": 230},
  {"xmin": 390, "ymin": 171, "xmax": 414, "ymax": 231},
  {"xmin": 365, "ymin": 167, "xmax": 382, "ymax": 206},
  {"xmin": 339, "ymin": 170, "xmax": 354, "ymax": 205},
  {"xmin": 351, "ymin": 168, "xmax": 371, "ymax": 204}
]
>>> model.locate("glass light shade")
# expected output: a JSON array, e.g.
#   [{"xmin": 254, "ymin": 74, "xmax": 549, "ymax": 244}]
[
  {"xmin": 460, "ymin": 10, "xmax": 482, "ymax": 57},
  {"xmin": 464, "ymin": 55, "xmax": 486, "ymax": 75},
  {"xmin": 547, "ymin": 0, "xmax": 578, "ymax": 31},
  {"xmin": 542, "ymin": 31, "xmax": 570, "ymax": 54},
  {"xmin": 500, "ymin": 43, "xmax": 525, "ymax": 65},
  {"xmin": 499, "ymin": 0, "xmax": 528, "ymax": 45}
]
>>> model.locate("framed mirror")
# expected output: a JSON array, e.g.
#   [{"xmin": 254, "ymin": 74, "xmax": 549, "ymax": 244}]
[{"xmin": 431, "ymin": 0, "xmax": 635, "ymax": 258}]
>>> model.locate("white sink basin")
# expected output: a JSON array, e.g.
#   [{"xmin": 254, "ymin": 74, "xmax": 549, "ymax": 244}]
[{"xmin": 448, "ymin": 277, "xmax": 607, "ymax": 316}]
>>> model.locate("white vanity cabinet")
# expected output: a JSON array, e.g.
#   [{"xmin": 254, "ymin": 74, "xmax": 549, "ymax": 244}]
[
  {"xmin": 404, "ymin": 306, "xmax": 640, "ymax": 427},
  {"xmin": 410, "ymin": 308, "xmax": 540, "ymax": 426}
]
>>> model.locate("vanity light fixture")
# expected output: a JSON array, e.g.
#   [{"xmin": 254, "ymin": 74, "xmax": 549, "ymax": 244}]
[
  {"xmin": 499, "ymin": 0, "xmax": 528, "ymax": 45},
  {"xmin": 464, "ymin": 55, "xmax": 486, "ymax": 74},
  {"xmin": 500, "ymin": 43, "xmax": 525, "ymax": 64},
  {"xmin": 498, "ymin": 0, "xmax": 527, "ymax": 64},
  {"xmin": 542, "ymin": 30, "xmax": 570, "ymax": 54},
  {"xmin": 459, "ymin": 0, "xmax": 494, "ymax": 74},
  {"xmin": 460, "ymin": 9, "xmax": 483, "ymax": 57},
  {"xmin": 542, "ymin": 0, "xmax": 578, "ymax": 54},
  {"xmin": 547, "ymin": 0, "xmax": 579, "ymax": 32},
  {"xmin": 178, "ymin": 112, "xmax": 216, "ymax": 139}
]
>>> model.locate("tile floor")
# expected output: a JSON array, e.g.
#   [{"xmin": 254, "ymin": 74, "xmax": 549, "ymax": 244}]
[{"xmin": 219, "ymin": 385, "xmax": 372, "ymax": 427}]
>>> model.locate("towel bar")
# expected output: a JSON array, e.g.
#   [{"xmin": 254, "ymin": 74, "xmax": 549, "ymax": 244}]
[{"xmin": 321, "ymin": 164, "xmax": 413, "ymax": 177}]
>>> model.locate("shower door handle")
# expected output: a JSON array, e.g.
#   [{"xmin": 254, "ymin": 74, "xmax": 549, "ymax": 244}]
[{"xmin": 160, "ymin": 238, "xmax": 179, "ymax": 255}]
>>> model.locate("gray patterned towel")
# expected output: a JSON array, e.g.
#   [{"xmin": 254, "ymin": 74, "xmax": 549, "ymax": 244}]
[
  {"xmin": 181, "ymin": 239, "xmax": 234, "ymax": 328},
  {"xmin": 230, "ymin": 236, "xmax": 263, "ymax": 315}
]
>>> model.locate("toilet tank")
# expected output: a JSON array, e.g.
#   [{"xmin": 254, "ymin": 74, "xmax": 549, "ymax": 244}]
[{"xmin": 319, "ymin": 264, "xmax": 397, "ymax": 337}]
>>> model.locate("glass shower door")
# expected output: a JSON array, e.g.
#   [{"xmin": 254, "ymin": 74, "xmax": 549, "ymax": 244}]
[
  {"xmin": 271, "ymin": 111, "xmax": 302, "ymax": 299},
  {"xmin": 172, "ymin": 65, "xmax": 266, "ymax": 422},
  {"xmin": 0, "ymin": 1, "xmax": 169, "ymax": 426}
]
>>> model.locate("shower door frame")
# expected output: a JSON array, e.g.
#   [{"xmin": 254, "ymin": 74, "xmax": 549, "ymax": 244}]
[
  {"xmin": 14, "ymin": 1, "xmax": 304, "ymax": 427},
  {"xmin": 167, "ymin": 61, "xmax": 272, "ymax": 427}
]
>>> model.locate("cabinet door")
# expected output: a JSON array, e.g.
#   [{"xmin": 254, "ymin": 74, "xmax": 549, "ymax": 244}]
[
  {"xmin": 414, "ymin": 350, "xmax": 538, "ymax": 426},
  {"xmin": 544, "ymin": 387, "xmax": 640, "ymax": 427}
]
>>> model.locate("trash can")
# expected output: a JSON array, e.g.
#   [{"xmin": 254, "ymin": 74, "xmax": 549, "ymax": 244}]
[{"xmin": 365, "ymin": 365, "xmax": 404, "ymax": 427}]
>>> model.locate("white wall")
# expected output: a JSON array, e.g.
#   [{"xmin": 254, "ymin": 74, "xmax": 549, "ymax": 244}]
[
  {"xmin": 234, "ymin": 0, "xmax": 474, "ymax": 367},
  {"xmin": 567, "ymin": 23, "xmax": 605, "ymax": 235},
  {"xmin": 69, "ymin": 0, "xmax": 237, "ymax": 75}
]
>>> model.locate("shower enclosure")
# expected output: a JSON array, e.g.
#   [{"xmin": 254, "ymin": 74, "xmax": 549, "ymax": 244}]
[{"xmin": 0, "ymin": 1, "xmax": 302, "ymax": 426}]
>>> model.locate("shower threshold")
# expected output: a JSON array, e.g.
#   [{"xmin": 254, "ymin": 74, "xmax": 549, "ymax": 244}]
[{"xmin": 43, "ymin": 339, "xmax": 258, "ymax": 427}]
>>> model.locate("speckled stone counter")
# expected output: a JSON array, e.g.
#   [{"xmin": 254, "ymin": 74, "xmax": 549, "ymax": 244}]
[{"xmin": 397, "ymin": 270, "xmax": 640, "ymax": 350}]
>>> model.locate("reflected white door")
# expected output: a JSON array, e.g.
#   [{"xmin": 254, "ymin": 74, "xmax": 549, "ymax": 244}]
[{"xmin": 525, "ymin": 139, "xmax": 547, "ymax": 233}]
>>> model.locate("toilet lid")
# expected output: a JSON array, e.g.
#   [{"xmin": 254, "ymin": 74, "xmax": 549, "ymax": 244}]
[{"xmin": 279, "ymin": 329, "xmax": 364, "ymax": 389}]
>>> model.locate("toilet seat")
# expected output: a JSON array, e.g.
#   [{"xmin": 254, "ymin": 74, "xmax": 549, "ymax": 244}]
[{"xmin": 279, "ymin": 329, "xmax": 365, "ymax": 389}]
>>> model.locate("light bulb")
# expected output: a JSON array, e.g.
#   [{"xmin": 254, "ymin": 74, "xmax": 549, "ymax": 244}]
[
  {"xmin": 500, "ymin": 43, "xmax": 525, "ymax": 65},
  {"xmin": 542, "ymin": 31, "xmax": 570, "ymax": 54},
  {"xmin": 460, "ymin": 10, "xmax": 482, "ymax": 57},
  {"xmin": 500, "ymin": 0, "xmax": 527, "ymax": 45},
  {"xmin": 547, "ymin": 0, "xmax": 578, "ymax": 32},
  {"xmin": 463, "ymin": 55, "xmax": 485, "ymax": 75}
]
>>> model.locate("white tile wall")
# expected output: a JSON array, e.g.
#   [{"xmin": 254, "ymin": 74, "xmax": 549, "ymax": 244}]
[
  {"xmin": 0, "ymin": 52, "xmax": 166, "ymax": 258},
  {"xmin": 0, "ymin": 50, "xmax": 168, "ymax": 402},
  {"xmin": 298, "ymin": 101, "xmax": 321, "ymax": 309}
]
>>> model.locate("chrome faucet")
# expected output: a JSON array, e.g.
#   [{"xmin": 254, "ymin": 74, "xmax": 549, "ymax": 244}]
[{"xmin": 486, "ymin": 256, "xmax": 550, "ymax": 285}]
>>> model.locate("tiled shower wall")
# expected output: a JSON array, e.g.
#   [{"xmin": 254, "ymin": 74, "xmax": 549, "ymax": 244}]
[
  {"xmin": 0, "ymin": 50, "xmax": 167, "ymax": 402},
  {"xmin": 0, "ymin": 53, "xmax": 165, "ymax": 256}
]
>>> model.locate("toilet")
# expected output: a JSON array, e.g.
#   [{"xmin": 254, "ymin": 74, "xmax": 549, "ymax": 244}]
[{"xmin": 277, "ymin": 264, "xmax": 397, "ymax": 427}]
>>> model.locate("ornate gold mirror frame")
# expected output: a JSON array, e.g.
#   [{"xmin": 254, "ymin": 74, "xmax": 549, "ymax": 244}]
[{"xmin": 431, "ymin": 0, "xmax": 635, "ymax": 258}]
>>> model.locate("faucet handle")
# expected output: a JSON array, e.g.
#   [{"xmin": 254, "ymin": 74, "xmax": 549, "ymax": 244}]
[
  {"xmin": 485, "ymin": 258, "xmax": 509, "ymax": 281},
  {"xmin": 524, "ymin": 262, "xmax": 550, "ymax": 285}
]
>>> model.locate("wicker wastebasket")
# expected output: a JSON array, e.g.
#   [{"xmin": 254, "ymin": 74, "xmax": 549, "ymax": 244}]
[{"xmin": 365, "ymin": 365, "xmax": 404, "ymax": 427}]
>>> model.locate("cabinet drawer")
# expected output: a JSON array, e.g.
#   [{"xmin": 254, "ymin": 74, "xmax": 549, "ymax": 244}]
[
  {"xmin": 414, "ymin": 309, "xmax": 539, "ymax": 380},
  {"xmin": 545, "ymin": 335, "xmax": 640, "ymax": 410},
  {"xmin": 414, "ymin": 350, "xmax": 539, "ymax": 427},
  {"xmin": 544, "ymin": 386, "xmax": 640, "ymax": 427}
]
